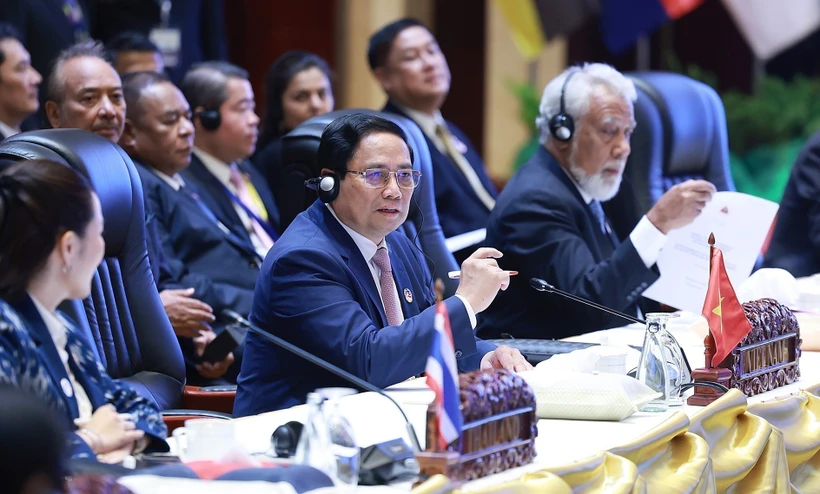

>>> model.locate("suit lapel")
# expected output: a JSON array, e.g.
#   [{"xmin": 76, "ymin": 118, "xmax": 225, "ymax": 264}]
[
  {"xmin": 183, "ymin": 155, "xmax": 253, "ymax": 243},
  {"xmin": 63, "ymin": 319, "xmax": 106, "ymax": 410},
  {"xmin": 312, "ymin": 203, "xmax": 388, "ymax": 327},
  {"xmin": 387, "ymin": 236, "xmax": 420, "ymax": 319},
  {"xmin": 10, "ymin": 295, "xmax": 80, "ymax": 418}
]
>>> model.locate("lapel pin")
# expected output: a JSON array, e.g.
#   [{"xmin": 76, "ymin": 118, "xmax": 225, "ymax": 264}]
[
  {"xmin": 404, "ymin": 288, "xmax": 413, "ymax": 303},
  {"xmin": 60, "ymin": 378, "xmax": 73, "ymax": 398}
]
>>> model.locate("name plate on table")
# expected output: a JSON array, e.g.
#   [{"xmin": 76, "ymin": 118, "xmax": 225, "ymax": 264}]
[{"xmin": 416, "ymin": 369, "xmax": 537, "ymax": 482}]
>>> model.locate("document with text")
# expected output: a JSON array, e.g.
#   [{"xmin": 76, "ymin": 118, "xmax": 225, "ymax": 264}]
[{"xmin": 642, "ymin": 191, "xmax": 779, "ymax": 313}]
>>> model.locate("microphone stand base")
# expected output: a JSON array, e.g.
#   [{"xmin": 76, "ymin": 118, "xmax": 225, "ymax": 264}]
[{"xmin": 687, "ymin": 367, "xmax": 733, "ymax": 406}]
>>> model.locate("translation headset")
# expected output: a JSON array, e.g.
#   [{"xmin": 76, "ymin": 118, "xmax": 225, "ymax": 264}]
[
  {"xmin": 195, "ymin": 108, "xmax": 222, "ymax": 131},
  {"xmin": 548, "ymin": 70, "xmax": 578, "ymax": 142},
  {"xmin": 305, "ymin": 174, "xmax": 339, "ymax": 203}
]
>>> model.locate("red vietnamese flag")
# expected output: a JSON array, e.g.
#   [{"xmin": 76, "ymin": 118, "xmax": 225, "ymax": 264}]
[{"xmin": 702, "ymin": 246, "xmax": 753, "ymax": 367}]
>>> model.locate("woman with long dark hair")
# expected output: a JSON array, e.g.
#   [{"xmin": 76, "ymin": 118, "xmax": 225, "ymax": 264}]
[
  {"xmin": 253, "ymin": 51, "xmax": 334, "ymax": 201},
  {"xmin": 0, "ymin": 159, "xmax": 167, "ymax": 464}
]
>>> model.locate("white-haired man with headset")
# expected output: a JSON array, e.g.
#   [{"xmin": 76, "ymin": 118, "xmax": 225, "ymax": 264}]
[{"xmin": 478, "ymin": 63, "xmax": 716, "ymax": 340}]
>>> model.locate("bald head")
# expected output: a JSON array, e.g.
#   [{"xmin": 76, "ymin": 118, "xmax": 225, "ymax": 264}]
[{"xmin": 45, "ymin": 41, "xmax": 125, "ymax": 143}]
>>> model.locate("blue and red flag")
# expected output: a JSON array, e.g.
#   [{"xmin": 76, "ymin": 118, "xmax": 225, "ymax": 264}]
[
  {"xmin": 600, "ymin": 0, "xmax": 705, "ymax": 54},
  {"xmin": 425, "ymin": 300, "xmax": 463, "ymax": 450}
]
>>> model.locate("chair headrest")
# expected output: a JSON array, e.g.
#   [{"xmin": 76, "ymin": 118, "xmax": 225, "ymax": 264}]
[
  {"xmin": 0, "ymin": 129, "xmax": 143, "ymax": 257},
  {"xmin": 630, "ymin": 72, "xmax": 720, "ymax": 176}
]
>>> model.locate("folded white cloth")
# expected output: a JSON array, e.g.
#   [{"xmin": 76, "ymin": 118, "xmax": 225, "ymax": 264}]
[
  {"xmin": 519, "ymin": 370, "xmax": 660, "ymax": 421},
  {"xmin": 737, "ymin": 268, "xmax": 799, "ymax": 307}
]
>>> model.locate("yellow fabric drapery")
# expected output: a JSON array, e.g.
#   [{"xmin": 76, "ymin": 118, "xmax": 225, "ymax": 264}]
[{"xmin": 413, "ymin": 386, "xmax": 820, "ymax": 493}]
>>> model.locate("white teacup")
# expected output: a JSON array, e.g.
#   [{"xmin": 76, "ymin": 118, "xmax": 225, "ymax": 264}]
[{"xmin": 172, "ymin": 418, "xmax": 236, "ymax": 462}]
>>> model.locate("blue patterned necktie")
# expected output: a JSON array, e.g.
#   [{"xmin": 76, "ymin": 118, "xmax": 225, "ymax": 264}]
[{"xmin": 588, "ymin": 200, "xmax": 608, "ymax": 235}]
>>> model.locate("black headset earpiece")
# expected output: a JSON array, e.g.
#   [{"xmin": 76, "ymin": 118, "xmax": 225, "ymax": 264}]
[
  {"xmin": 305, "ymin": 173, "xmax": 339, "ymax": 203},
  {"xmin": 196, "ymin": 109, "xmax": 222, "ymax": 132},
  {"xmin": 549, "ymin": 70, "xmax": 578, "ymax": 142}
]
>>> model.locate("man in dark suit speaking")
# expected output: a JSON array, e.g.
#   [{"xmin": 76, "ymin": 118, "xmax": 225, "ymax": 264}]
[
  {"xmin": 234, "ymin": 114, "xmax": 530, "ymax": 416},
  {"xmin": 479, "ymin": 64, "xmax": 716, "ymax": 340}
]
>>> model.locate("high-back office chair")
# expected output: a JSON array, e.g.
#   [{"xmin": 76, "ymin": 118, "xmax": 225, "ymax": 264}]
[
  {"xmin": 280, "ymin": 109, "xmax": 460, "ymax": 296},
  {"xmin": 605, "ymin": 72, "xmax": 736, "ymax": 239},
  {"xmin": 0, "ymin": 130, "xmax": 233, "ymax": 421}
]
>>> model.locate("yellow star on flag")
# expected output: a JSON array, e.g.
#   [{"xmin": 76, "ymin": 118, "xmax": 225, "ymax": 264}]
[{"xmin": 712, "ymin": 296, "xmax": 725, "ymax": 317}]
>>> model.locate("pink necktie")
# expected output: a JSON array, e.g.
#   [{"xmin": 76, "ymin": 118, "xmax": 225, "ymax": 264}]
[
  {"xmin": 372, "ymin": 247, "xmax": 403, "ymax": 326},
  {"xmin": 229, "ymin": 166, "xmax": 274, "ymax": 251}
]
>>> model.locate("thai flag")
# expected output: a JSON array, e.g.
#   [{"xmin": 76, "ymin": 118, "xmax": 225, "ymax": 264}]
[{"xmin": 425, "ymin": 301, "xmax": 463, "ymax": 450}]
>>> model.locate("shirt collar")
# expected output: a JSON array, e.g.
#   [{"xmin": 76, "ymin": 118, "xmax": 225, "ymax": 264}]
[
  {"xmin": 324, "ymin": 203, "xmax": 387, "ymax": 262},
  {"xmin": 559, "ymin": 164, "xmax": 593, "ymax": 204},
  {"xmin": 0, "ymin": 120, "xmax": 20, "ymax": 139},
  {"xmin": 150, "ymin": 167, "xmax": 186, "ymax": 191},
  {"xmin": 194, "ymin": 148, "xmax": 233, "ymax": 188},
  {"xmin": 391, "ymin": 101, "xmax": 445, "ymax": 137}
]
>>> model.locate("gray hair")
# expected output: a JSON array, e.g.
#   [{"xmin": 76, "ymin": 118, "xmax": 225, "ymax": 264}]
[
  {"xmin": 47, "ymin": 39, "xmax": 111, "ymax": 104},
  {"xmin": 535, "ymin": 63, "xmax": 637, "ymax": 145},
  {"xmin": 179, "ymin": 61, "xmax": 248, "ymax": 112}
]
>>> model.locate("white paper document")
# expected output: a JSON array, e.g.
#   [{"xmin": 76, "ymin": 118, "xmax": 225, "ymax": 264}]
[{"xmin": 642, "ymin": 191, "xmax": 779, "ymax": 313}]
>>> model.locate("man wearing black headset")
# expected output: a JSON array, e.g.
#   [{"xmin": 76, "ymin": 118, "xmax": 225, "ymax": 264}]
[
  {"xmin": 234, "ymin": 113, "xmax": 530, "ymax": 416},
  {"xmin": 180, "ymin": 61, "xmax": 280, "ymax": 265},
  {"xmin": 478, "ymin": 63, "xmax": 716, "ymax": 340}
]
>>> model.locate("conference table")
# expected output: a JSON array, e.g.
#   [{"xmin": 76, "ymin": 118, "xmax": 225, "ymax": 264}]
[
  {"xmin": 211, "ymin": 310, "xmax": 819, "ymax": 492},
  {"xmin": 117, "ymin": 306, "xmax": 820, "ymax": 493}
]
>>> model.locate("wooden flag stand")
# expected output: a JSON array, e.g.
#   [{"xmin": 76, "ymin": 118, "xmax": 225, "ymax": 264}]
[{"xmin": 687, "ymin": 233, "xmax": 733, "ymax": 406}]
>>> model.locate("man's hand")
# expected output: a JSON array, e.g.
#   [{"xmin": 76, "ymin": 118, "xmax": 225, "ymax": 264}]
[
  {"xmin": 454, "ymin": 248, "xmax": 511, "ymax": 313},
  {"xmin": 646, "ymin": 180, "xmax": 717, "ymax": 234},
  {"xmin": 480, "ymin": 345, "xmax": 532, "ymax": 372},
  {"xmin": 160, "ymin": 288, "xmax": 215, "ymax": 338},
  {"xmin": 193, "ymin": 330, "xmax": 235, "ymax": 379}
]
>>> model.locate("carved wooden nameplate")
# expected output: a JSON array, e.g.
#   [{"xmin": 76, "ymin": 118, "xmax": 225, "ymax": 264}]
[
  {"xmin": 688, "ymin": 298, "xmax": 801, "ymax": 406},
  {"xmin": 416, "ymin": 369, "xmax": 538, "ymax": 482}
]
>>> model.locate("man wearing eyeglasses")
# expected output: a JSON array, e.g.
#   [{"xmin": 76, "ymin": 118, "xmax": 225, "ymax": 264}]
[{"xmin": 234, "ymin": 113, "xmax": 531, "ymax": 416}]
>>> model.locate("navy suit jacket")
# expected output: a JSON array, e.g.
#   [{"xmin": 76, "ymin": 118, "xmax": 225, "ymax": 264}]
[
  {"xmin": 234, "ymin": 201, "xmax": 496, "ymax": 416},
  {"xmin": 136, "ymin": 162, "xmax": 260, "ymax": 316},
  {"xmin": 478, "ymin": 147, "xmax": 659, "ymax": 340},
  {"xmin": 181, "ymin": 154, "xmax": 280, "ymax": 245},
  {"xmin": 382, "ymin": 101, "xmax": 497, "ymax": 239},
  {"xmin": 764, "ymin": 130, "xmax": 820, "ymax": 277},
  {"xmin": 0, "ymin": 296, "xmax": 167, "ymax": 458}
]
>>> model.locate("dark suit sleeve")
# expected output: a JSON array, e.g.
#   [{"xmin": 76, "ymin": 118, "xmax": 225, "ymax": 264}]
[
  {"xmin": 794, "ymin": 144, "xmax": 820, "ymax": 254},
  {"xmin": 145, "ymin": 186, "xmax": 255, "ymax": 315},
  {"xmin": 266, "ymin": 247, "xmax": 478, "ymax": 387},
  {"xmin": 503, "ymin": 191, "xmax": 658, "ymax": 321}
]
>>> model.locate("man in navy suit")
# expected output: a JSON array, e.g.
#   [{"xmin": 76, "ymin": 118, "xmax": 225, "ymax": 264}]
[
  {"xmin": 120, "ymin": 70, "xmax": 250, "ymax": 384},
  {"xmin": 44, "ymin": 40, "xmax": 216, "ymax": 341},
  {"xmin": 0, "ymin": 24, "xmax": 41, "ymax": 140},
  {"xmin": 368, "ymin": 19, "xmax": 497, "ymax": 250},
  {"xmin": 479, "ymin": 64, "xmax": 717, "ymax": 340},
  {"xmin": 764, "ymin": 130, "xmax": 820, "ymax": 277},
  {"xmin": 234, "ymin": 114, "xmax": 530, "ymax": 416},
  {"xmin": 179, "ymin": 61, "xmax": 280, "ymax": 263}
]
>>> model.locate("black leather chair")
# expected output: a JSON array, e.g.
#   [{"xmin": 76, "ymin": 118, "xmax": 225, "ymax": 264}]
[
  {"xmin": 605, "ymin": 72, "xmax": 736, "ymax": 239},
  {"xmin": 0, "ymin": 129, "xmax": 232, "ymax": 423},
  {"xmin": 279, "ymin": 109, "xmax": 460, "ymax": 296}
]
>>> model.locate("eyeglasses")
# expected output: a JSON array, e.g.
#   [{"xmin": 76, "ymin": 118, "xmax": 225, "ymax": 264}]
[{"xmin": 345, "ymin": 168, "xmax": 422, "ymax": 189}]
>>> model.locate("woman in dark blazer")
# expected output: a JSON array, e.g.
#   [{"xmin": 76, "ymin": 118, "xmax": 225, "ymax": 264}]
[
  {"xmin": 252, "ymin": 51, "xmax": 334, "ymax": 217},
  {"xmin": 0, "ymin": 159, "xmax": 167, "ymax": 463}
]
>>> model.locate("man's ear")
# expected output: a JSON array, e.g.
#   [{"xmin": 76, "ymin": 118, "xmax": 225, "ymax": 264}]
[
  {"xmin": 120, "ymin": 118, "xmax": 137, "ymax": 150},
  {"xmin": 320, "ymin": 167, "xmax": 335, "ymax": 177},
  {"xmin": 44, "ymin": 101, "xmax": 61, "ymax": 129},
  {"xmin": 372, "ymin": 67, "xmax": 391, "ymax": 92}
]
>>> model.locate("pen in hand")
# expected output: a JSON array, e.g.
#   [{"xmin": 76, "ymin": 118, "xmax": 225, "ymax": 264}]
[{"xmin": 448, "ymin": 270, "xmax": 518, "ymax": 280}]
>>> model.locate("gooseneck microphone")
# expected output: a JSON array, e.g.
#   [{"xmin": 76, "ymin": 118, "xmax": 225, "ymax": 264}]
[
  {"xmin": 529, "ymin": 278, "xmax": 692, "ymax": 375},
  {"xmin": 221, "ymin": 310, "xmax": 423, "ymax": 453}
]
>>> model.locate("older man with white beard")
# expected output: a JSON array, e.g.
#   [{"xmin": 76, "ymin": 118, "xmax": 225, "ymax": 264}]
[{"xmin": 478, "ymin": 63, "xmax": 715, "ymax": 339}]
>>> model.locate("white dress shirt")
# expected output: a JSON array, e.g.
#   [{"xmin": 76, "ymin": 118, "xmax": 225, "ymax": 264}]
[
  {"xmin": 150, "ymin": 167, "xmax": 185, "ymax": 191},
  {"xmin": 0, "ymin": 120, "xmax": 20, "ymax": 140},
  {"xmin": 561, "ymin": 167, "xmax": 666, "ymax": 268},
  {"xmin": 193, "ymin": 148, "xmax": 270, "ymax": 258},
  {"xmin": 30, "ymin": 294, "xmax": 94, "ymax": 421},
  {"xmin": 325, "ymin": 204, "xmax": 477, "ymax": 328}
]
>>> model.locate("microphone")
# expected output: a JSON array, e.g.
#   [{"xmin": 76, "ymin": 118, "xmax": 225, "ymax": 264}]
[
  {"xmin": 221, "ymin": 310, "xmax": 423, "ymax": 453},
  {"xmin": 529, "ymin": 278, "xmax": 692, "ymax": 375}
]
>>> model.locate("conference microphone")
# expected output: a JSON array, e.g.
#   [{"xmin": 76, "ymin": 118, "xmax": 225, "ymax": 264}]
[
  {"xmin": 220, "ymin": 310, "xmax": 423, "ymax": 455},
  {"xmin": 528, "ymin": 278, "xmax": 692, "ymax": 375}
]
